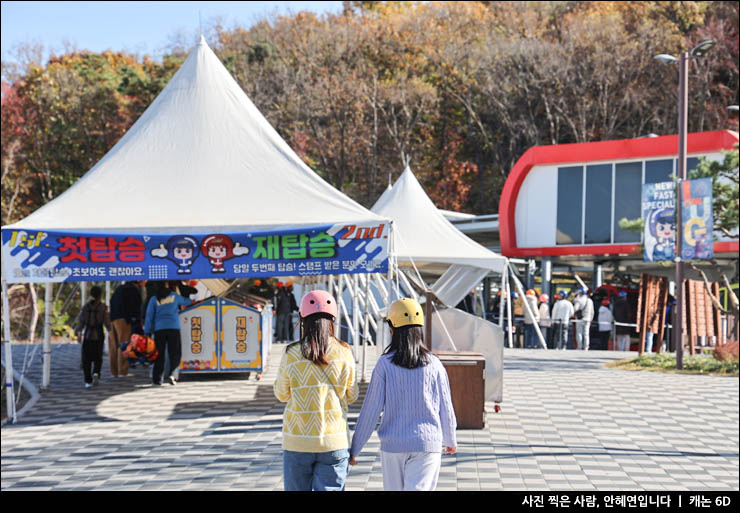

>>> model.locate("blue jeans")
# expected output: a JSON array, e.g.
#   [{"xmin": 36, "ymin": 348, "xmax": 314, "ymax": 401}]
[
  {"xmin": 524, "ymin": 324, "xmax": 538, "ymax": 348},
  {"xmin": 645, "ymin": 332, "xmax": 658, "ymax": 353},
  {"xmin": 283, "ymin": 449, "xmax": 349, "ymax": 491}
]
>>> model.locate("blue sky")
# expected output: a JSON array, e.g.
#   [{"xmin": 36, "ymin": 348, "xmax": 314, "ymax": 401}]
[{"xmin": 1, "ymin": 1, "xmax": 344, "ymax": 62}]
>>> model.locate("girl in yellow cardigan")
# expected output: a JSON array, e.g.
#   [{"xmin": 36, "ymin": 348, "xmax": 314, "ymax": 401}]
[{"xmin": 274, "ymin": 290, "xmax": 358, "ymax": 491}]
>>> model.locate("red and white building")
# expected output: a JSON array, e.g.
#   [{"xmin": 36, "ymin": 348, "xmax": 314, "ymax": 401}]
[{"xmin": 499, "ymin": 130, "xmax": 738, "ymax": 260}]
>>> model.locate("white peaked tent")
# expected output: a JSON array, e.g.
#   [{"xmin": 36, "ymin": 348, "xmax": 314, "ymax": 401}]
[
  {"xmin": 3, "ymin": 36, "xmax": 386, "ymax": 233},
  {"xmin": 371, "ymin": 166, "xmax": 514, "ymax": 404},
  {"xmin": 370, "ymin": 167, "xmax": 543, "ymax": 333},
  {"xmin": 371, "ymin": 165, "xmax": 507, "ymax": 307},
  {"xmin": 1, "ymin": 36, "xmax": 391, "ymax": 422}
]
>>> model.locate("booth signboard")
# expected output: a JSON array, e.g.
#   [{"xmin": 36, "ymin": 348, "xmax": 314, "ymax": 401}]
[
  {"xmin": 179, "ymin": 297, "xmax": 263, "ymax": 373},
  {"xmin": 179, "ymin": 298, "xmax": 219, "ymax": 372},
  {"xmin": 1, "ymin": 222, "xmax": 389, "ymax": 283},
  {"xmin": 220, "ymin": 298, "xmax": 262, "ymax": 372},
  {"xmin": 642, "ymin": 181, "xmax": 675, "ymax": 262}
]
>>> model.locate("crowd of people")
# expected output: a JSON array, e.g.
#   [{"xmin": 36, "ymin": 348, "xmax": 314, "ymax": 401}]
[
  {"xmin": 491, "ymin": 287, "xmax": 672, "ymax": 352},
  {"xmin": 75, "ymin": 279, "xmax": 197, "ymax": 388}
]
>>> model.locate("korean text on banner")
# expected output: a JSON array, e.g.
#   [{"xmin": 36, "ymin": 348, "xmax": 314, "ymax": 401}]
[{"xmin": 1, "ymin": 222, "xmax": 389, "ymax": 283}]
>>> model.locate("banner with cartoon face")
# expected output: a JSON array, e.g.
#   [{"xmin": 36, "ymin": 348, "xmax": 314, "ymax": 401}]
[
  {"xmin": 642, "ymin": 181, "xmax": 675, "ymax": 262},
  {"xmin": 1, "ymin": 222, "xmax": 389, "ymax": 283}
]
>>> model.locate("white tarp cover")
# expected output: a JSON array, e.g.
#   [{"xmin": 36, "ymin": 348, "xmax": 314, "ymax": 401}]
[
  {"xmin": 431, "ymin": 307, "xmax": 504, "ymax": 402},
  {"xmin": 432, "ymin": 264, "xmax": 490, "ymax": 308},
  {"xmin": 3, "ymin": 36, "xmax": 386, "ymax": 234},
  {"xmin": 371, "ymin": 166, "xmax": 507, "ymax": 273}
]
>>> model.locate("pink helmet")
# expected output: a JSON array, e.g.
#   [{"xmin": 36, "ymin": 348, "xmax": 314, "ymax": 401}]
[
  {"xmin": 299, "ymin": 290, "xmax": 338, "ymax": 319},
  {"xmin": 539, "ymin": 293, "xmax": 549, "ymax": 303}
]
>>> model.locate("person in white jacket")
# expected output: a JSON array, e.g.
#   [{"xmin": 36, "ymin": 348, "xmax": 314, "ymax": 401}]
[
  {"xmin": 551, "ymin": 291, "xmax": 574, "ymax": 350},
  {"xmin": 597, "ymin": 299, "xmax": 613, "ymax": 350},
  {"xmin": 573, "ymin": 288, "xmax": 594, "ymax": 351}
]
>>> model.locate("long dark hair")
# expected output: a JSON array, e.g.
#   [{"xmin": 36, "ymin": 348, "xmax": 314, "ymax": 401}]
[
  {"xmin": 155, "ymin": 281, "xmax": 180, "ymax": 301},
  {"xmin": 383, "ymin": 322, "xmax": 430, "ymax": 369},
  {"xmin": 288, "ymin": 313, "xmax": 335, "ymax": 365}
]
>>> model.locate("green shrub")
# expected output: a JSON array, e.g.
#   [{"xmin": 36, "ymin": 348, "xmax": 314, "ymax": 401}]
[{"xmin": 621, "ymin": 353, "xmax": 738, "ymax": 375}]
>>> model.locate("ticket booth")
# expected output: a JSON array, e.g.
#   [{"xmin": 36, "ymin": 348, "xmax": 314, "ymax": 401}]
[{"xmin": 179, "ymin": 297, "xmax": 266, "ymax": 374}]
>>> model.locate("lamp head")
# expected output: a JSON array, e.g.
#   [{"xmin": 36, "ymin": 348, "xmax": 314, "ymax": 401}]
[
  {"xmin": 690, "ymin": 40, "xmax": 715, "ymax": 58},
  {"xmin": 653, "ymin": 54, "xmax": 678, "ymax": 64}
]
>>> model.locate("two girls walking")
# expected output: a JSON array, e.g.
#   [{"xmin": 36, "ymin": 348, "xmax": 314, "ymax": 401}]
[{"xmin": 274, "ymin": 292, "xmax": 456, "ymax": 492}]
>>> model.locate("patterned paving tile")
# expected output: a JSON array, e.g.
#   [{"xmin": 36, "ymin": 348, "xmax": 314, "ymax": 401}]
[{"xmin": 2, "ymin": 344, "xmax": 738, "ymax": 491}]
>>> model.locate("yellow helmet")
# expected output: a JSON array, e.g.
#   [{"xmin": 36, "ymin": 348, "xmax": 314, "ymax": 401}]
[{"xmin": 387, "ymin": 298, "xmax": 425, "ymax": 328}]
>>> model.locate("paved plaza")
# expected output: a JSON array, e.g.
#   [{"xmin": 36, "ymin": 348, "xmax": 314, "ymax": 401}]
[{"xmin": 1, "ymin": 342, "xmax": 738, "ymax": 491}]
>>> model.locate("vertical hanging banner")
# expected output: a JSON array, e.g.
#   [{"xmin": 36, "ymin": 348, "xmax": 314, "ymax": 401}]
[
  {"xmin": 681, "ymin": 177, "xmax": 713, "ymax": 260},
  {"xmin": 1, "ymin": 222, "xmax": 389, "ymax": 283},
  {"xmin": 642, "ymin": 181, "xmax": 675, "ymax": 262}
]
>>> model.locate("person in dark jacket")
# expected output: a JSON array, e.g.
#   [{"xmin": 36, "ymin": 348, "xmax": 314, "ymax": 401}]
[
  {"xmin": 285, "ymin": 282, "xmax": 298, "ymax": 340},
  {"xmin": 76, "ymin": 286, "xmax": 111, "ymax": 388},
  {"xmin": 275, "ymin": 282, "xmax": 299, "ymax": 342},
  {"xmin": 109, "ymin": 280, "xmax": 145, "ymax": 377},
  {"xmin": 144, "ymin": 281, "xmax": 192, "ymax": 386},
  {"xmin": 613, "ymin": 291, "xmax": 632, "ymax": 351},
  {"xmin": 456, "ymin": 291, "xmax": 475, "ymax": 314}
]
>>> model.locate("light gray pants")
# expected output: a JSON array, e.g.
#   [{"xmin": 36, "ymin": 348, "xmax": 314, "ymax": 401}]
[
  {"xmin": 381, "ymin": 451, "xmax": 442, "ymax": 491},
  {"xmin": 575, "ymin": 321, "xmax": 591, "ymax": 350},
  {"xmin": 616, "ymin": 334, "xmax": 631, "ymax": 351}
]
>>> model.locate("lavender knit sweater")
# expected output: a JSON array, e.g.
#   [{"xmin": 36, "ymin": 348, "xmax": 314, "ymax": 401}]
[{"xmin": 350, "ymin": 352, "xmax": 457, "ymax": 455}]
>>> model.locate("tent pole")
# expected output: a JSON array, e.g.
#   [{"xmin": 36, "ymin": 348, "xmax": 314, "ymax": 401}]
[
  {"xmin": 361, "ymin": 273, "xmax": 370, "ymax": 383},
  {"xmin": 499, "ymin": 268, "xmax": 506, "ymax": 329},
  {"xmin": 511, "ymin": 273, "xmax": 547, "ymax": 350},
  {"xmin": 505, "ymin": 267, "xmax": 514, "ymax": 349},
  {"xmin": 328, "ymin": 275, "xmax": 336, "ymax": 332},
  {"xmin": 385, "ymin": 261, "xmax": 393, "ymax": 351},
  {"xmin": 104, "ymin": 281, "xmax": 111, "ymax": 359},
  {"xmin": 352, "ymin": 274, "xmax": 359, "ymax": 362},
  {"xmin": 336, "ymin": 274, "xmax": 344, "ymax": 339},
  {"xmin": 398, "ymin": 270, "xmax": 419, "ymax": 302},
  {"xmin": 2, "ymin": 279, "xmax": 17, "ymax": 424},
  {"xmin": 42, "ymin": 282, "xmax": 52, "ymax": 389}
]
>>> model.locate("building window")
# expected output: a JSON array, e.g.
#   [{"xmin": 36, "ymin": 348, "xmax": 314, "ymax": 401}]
[
  {"xmin": 557, "ymin": 166, "xmax": 583, "ymax": 245},
  {"xmin": 585, "ymin": 163, "xmax": 613, "ymax": 244},
  {"xmin": 645, "ymin": 159, "xmax": 674, "ymax": 184},
  {"xmin": 613, "ymin": 161, "xmax": 642, "ymax": 243},
  {"xmin": 549, "ymin": 155, "xmax": 712, "ymax": 248},
  {"xmin": 675, "ymin": 157, "xmax": 700, "ymax": 177}
]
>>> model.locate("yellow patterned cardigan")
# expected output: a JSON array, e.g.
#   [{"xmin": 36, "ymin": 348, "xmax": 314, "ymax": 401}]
[{"xmin": 274, "ymin": 337, "xmax": 359, "ymax": 453}]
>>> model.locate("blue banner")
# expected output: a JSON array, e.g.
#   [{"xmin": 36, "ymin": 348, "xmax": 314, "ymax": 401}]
[
  {"xmin": 1, "ymin": 222, "xmax": 389, "ymax": 283},
  {"xmin": 681, "ymin": 177, "xmax": 713, "ymax": 260},
  {"xmin": 642, "ymin": 181, "xmax": 675, "ymax": 262}
]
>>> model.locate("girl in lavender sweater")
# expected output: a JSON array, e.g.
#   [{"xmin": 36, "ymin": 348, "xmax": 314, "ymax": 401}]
[{"xmin": 349, "ymin": 298, "xmax": 457, "ymax": 491}]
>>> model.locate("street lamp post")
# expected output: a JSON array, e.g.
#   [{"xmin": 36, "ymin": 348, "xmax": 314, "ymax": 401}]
[
  {"xmin": 676, "ymin": 51, "xmax": 688, "ymax": 370},
  {"xmin": 654, "ymin": 40, "xmax": 714, "ymax": 370}
]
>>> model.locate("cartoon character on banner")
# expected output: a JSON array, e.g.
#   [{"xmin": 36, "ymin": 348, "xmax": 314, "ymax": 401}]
[
  {"xmin": 648, "ymin": 208, "xmax": 675, "ymax": 261},
  {"xmin": 150, "ymin": 235, "xmax": 200, "ymax": 274},
  {"xmin": 201, "ymin": 234, "xmax": 250, "ymax": 273}
]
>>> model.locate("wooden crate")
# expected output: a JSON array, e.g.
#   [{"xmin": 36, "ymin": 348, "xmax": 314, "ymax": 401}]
[{"xmin": 433, "ymin": 351, "xmax": 486, "ymax": 429}]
